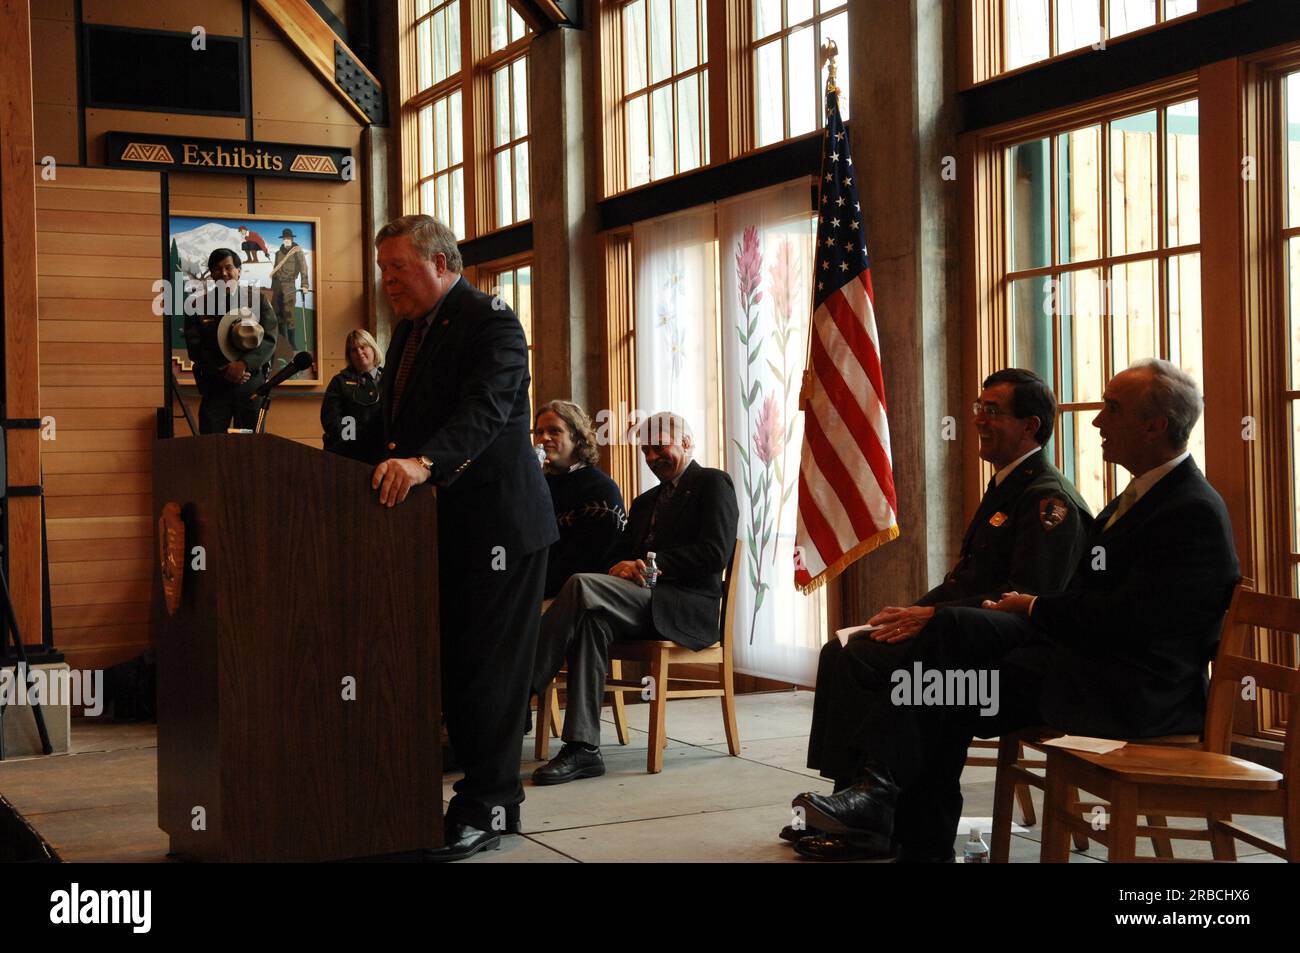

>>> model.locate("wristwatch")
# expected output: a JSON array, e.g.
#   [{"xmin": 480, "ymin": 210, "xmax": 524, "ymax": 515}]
[{"xmin": 417, "ymin": 454, "xmax": 435, "ymax": 472}]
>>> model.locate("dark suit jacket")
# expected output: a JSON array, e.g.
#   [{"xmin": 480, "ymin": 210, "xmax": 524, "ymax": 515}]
[
  {"xmin": 917, "ymin": 449, "xmax": 1091, "ymax": 609},
  {"xmin": 1030, "ymin": 457, "xmax": 1239, "ymax": 738},
  {"xmin": 380, "ymin": 277, "xmax": 557, "ymax": 566},
  {"xmin": 613, "ymin": 460, "xmax": 739, "ymax": 650}
]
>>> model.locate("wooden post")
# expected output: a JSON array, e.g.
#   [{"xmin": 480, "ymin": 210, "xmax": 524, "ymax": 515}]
[{"xmin": 0, "ymin": 0, "xmax": 43, "ymax": 649}]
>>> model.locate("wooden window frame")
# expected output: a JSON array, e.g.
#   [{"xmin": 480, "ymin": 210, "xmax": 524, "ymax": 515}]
[
  {"xmin": 601, "ymin": 0, "xmax": 712, "ymax": 196},
  {"xmin": 961, "ymin": 0, "xmax": 1228, "ymax": 90},
  {"xmin": 485, "ymin": 53, "xmax": 532, "ymax": 230},
  {"xmin": 398, "ymin": 0, "xmax": 533, "ymax": 240},
  {"xmin": 1238, "ymin": 43, "xmax": 1300, "ymax": 741},
  {"xmin": 964, "ymin": 73, "xmax": 1200, "ymax": 505},
  {"xmin": 746, "ymin": 0, "xmax": 847, "ymax": 149}
]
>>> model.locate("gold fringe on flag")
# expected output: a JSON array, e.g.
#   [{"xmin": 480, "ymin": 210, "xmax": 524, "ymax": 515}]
[{"xmin": 797, "ymin": 522, "xmax": 901, "ymax": 595}]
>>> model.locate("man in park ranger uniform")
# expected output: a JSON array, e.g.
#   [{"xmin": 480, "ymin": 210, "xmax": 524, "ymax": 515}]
[{"xmin": 792, "ymin": 367, "xmax": 1093, "ymax": 860}]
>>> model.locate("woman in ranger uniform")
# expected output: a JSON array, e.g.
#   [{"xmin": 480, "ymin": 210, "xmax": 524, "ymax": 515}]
[{"xmin": 321, "ymin": 329, "xmax": 385, "ymax": 463}]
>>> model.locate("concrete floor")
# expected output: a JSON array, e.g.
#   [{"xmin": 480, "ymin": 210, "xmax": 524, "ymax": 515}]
[{"xmin": 446, "ymin": 691, "xmax": 1289, "ymax": 863}]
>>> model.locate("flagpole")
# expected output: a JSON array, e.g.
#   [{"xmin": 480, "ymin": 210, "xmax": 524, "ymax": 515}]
[{"xmin": 800, "ymin": 40, "xmax": 840, "ymax": 413}]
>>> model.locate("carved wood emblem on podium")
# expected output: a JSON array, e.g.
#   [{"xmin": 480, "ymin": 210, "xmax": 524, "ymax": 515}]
[{"xmin": 159, "ymin": 502, "xmax": 185, "ymax": 616}]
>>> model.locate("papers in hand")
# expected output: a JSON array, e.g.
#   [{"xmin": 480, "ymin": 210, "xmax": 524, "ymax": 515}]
[
  {"xmin": 1041, "ymin": 735, "xmax": 1127, "ymax": 755},
  {"xmin": 834, "ymin": 623, "xmax": 882, "ymax": 647}
]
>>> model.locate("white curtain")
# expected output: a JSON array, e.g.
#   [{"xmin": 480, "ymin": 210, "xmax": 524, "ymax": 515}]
[
  {"xmin": 717, "ymin": 181, "xmax": 824, "ymax": 686},
  {"xmin": 630, "ymin": 186, "xmax": 824, "ymax": 686},
  {"xmin": 632, "ymin": 205, "xmax": 721, "ymax": 485}
]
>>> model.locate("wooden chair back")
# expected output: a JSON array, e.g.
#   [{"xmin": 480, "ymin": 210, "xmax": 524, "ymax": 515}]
[{"xmin": 1202, "ymin": 582, "xmax": 1300, "ymax": 785}]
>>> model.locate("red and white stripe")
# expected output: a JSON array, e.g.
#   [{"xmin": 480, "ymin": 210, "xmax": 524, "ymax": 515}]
[{"xmin": 795, "ymin": 271, "xmax": 898, "ymax": 591}]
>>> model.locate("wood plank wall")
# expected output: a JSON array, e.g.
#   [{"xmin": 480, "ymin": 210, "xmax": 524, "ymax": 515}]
[
  {"xmin": 26, "ymin": 0, "xmax": 369, "ymax": 671},
  {"xmin": 37, "ymin": 167, "xmax": 162, "ymax": 672}
]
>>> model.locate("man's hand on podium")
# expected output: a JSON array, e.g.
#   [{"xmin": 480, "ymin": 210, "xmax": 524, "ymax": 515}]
[{"xmin": 372, "ymin": 457, "xmax": 431, "ymax": 507}]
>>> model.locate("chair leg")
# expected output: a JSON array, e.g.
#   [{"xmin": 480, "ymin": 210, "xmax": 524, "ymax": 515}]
[
  {"xmin": 1105, "ymin": 783, "xmax": 1138, "ymax": 862},
  {"xmin": 1069, "ymin": 786, "xmax": 1090, "ymax": 851},
  {"xmin": 535, "ymin": 677, "xmax": 557, "ymax": 761},
  {"xmin": 610, "ymin": 659, "xmax": 630, "ymax": 746},
  {"xmin": 990, "ymin": 735, "xmax": 1020, "ymax": 863},
  {"xmin": 647, "ymin": 649, "xmax": 668, "ymax": 773},
  {"xmin": 549, "ymin": 690, "xmax": 562, "ymax": 738},
  {"xmin": 1207, "ymin": 812, "xmax": 1238, "ymax": 861},
  {"xmin": 720, "ymin": 666, "xmax": 740, "ymax": 756},
  {"xmin": 1040, "ymin": 761, "xmax": 1073, "ymax": 863},
  {"xmin": 1145, "ymin": 814, "xmax": 1174, "ymax": 859}
]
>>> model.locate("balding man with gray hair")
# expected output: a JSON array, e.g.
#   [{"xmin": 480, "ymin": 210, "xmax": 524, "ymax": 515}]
[
  {"xmin": 792, "ymin": 359, "xmax": 1239, "ymax": 862},
  {"xmin": 530, "ymin": 410, "xmax": 738, "ymax": 784}
]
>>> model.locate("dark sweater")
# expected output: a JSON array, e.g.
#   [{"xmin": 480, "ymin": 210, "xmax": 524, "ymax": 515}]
[{"xmin": 544, "ymin": 464, "xmax": 627, "ymax": 598}]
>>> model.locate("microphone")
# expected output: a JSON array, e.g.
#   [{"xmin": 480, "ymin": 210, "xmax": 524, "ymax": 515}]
[{"xmin": 251, "ymin": 351, "xmax": 314, "ymax": 399}]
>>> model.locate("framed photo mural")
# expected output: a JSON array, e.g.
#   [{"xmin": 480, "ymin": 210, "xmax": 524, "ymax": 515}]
[{"xmin": 167, "ymin": 212, "xmax": 321, "ymax": 386}]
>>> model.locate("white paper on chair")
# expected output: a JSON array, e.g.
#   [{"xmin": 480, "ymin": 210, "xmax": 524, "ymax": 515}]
[
  {"xmin": 1041, "ymin": 735, "xmax": 1127, "ymax": 755},
  {"xmin": 834, "ymin": 624, "xmax": 883, "ymax": 647}
]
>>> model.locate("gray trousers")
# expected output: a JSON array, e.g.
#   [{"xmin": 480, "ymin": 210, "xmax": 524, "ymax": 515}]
[{"xmin": 532, "ymin": 573, "xmax": 657, "ymax": 747}]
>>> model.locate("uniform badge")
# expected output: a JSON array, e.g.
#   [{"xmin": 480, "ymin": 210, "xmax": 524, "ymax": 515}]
[
  {"xmin": 988, "ymin": 512, "xmax": 1008, "ymax": 527},
  {"xmin": 1039, "ymin": 496, "xmax": 1069, "ymax": 530}
]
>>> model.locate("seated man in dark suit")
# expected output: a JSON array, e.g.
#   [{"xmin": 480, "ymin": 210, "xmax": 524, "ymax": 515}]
[
  {"xmin": 793, "ymin": 358, "xmax": 1239, "ymax": 861},
  {"xmin": 530, "ymin": 411, "xmax": 739, "ymax": 784},
  {"xmin": 796, "ymin": 368, "xmax": 1091, "ymax": 844}
]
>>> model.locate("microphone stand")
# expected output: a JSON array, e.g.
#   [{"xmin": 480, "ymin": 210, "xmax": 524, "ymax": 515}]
[{"xmin": 254, "ymin": 360, "xmax": 275, "ymax": 434}]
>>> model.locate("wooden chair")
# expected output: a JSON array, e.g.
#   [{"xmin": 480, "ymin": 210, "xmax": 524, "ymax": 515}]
[
  {"xmin": 987, "ymin": 727, "xmax": 1199, "ymax": 862},
  {"xmin": 1038, "ymin": 582, "xmax": 1297, "ymax": 863},
  {"xmin": 603, "ymin": 541, "xmax": 742, "ymax": 772}
]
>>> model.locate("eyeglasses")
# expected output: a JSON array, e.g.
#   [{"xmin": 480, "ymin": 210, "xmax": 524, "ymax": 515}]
[{"xmin": 971, "ymin": 402, "xmax": 1015, "ymax": 418}]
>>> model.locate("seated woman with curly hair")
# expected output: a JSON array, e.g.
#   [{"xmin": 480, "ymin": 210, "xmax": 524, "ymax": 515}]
[{"xmin": 534, "ymin": 400, "xmax": 627, "ymax": 599}]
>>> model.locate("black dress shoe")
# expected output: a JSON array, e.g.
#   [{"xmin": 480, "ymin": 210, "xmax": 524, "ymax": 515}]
[
  {"xmin": 424, "ymin": 822, "xmax": 501, "ymax": 862},
  {"xmin": 778, "ymin": 824, "xmax": 825, "ymax": 844},
  {"xmin": 791, "ymin": 763, "xmax": 898, "ymax": 850},
  {"xmin": 794, "ymin": 834, "xmax": 898, "ymax": 862},
  {"xmin": 532, "ymin": 743, "xmax": 605, "ymax": 785}
]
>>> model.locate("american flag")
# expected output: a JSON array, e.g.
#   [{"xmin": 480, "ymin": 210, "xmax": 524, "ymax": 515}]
[{"xmin": 794, "ymin": 86, "xmax": 899, "ymax": 593}]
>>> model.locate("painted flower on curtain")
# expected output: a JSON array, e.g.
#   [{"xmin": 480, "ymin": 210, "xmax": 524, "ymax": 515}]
[
  {"xmin": 765, "ymin": 238, "xmax": 802, "ymax": 536},
  {"xmin": 733, "ymin": 225, "xmax": 776, "ymax": 644},
  {"xmin": 657, "ymin": 254, "xmax": 687, "ymax": 383},
  {"xmin": 754, "ymin": 393, "xmax": 783, "ymax": 463}
]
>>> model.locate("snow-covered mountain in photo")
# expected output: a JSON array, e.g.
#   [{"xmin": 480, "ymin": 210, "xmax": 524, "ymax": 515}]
[{"xmin": 171, "ymin": 221, "xmax": 314, "ymax": 311}]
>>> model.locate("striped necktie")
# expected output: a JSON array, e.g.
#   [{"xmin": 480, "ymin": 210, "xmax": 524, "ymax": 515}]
[{"xmin": 390, "ymin": 320, "xmax": 426, "ymax": 419}]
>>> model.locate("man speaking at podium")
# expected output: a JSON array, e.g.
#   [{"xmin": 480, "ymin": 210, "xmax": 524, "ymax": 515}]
[{"xmin": 371, "ymin": 214, "xmax": 557, "ymax": 861}]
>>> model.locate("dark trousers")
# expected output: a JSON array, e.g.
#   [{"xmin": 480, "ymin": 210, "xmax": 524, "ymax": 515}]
[
  {"xmin": 441, "ymin": 546, "xmax": 547, "ymax": 831},
  {"xmin": 197, "ymin": 388, "xmax": 259, "ymax": 434},
  {"xmin": 806, "ymin": 607, "xmax": 1046, "ymax": 856},
  {"xmin": 531, "ymin": 573, "xmax": 657, "ymax": 748}
]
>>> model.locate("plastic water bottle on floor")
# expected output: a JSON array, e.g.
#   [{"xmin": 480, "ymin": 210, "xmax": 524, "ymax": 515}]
[{"xmin": 963, "ymin": 828, "xmax": 990, "ymax": 863}]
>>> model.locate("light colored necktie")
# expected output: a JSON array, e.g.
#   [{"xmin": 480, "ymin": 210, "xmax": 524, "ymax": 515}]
[{"xmin": 1104, "ymin": 482, "xmax": 1139, "ymax": 531}]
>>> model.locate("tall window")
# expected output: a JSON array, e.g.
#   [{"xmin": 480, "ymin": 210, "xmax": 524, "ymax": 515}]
[
  {"xmin": 1003, "ymin": 98, "xmax": 1201, "ymax": 514},
  {"xmin": 619, "ymin": 0, "xmax": 710, "ymax": 188},
  {"xmin": 752, "ymin": 0, "xmax": 848, "ymax": 148},
  {"xmin": 403, "ymin": 0, "xmax": 532, "ymax": 239},
  {"xmin": 417, "ymin": 89, "xmax": 465, "ymax": 238},
  {"xmin": 480, "ymin": 260, "xmax": 535, "ymax": 405},
  {"xmin": 490, "ymin": 57, "xmax": 530, "ymax": 227},
  {"xmin": 1004, "ymin": 0, "xmax": 1198, "ymax": 74},
  {"xmin": 1282, "ymin": 70, "xmax": 1300, "ymax": 598},
  {"xmin": 489, "ymin": 0, "xmax": 527, "ymax": 51}
]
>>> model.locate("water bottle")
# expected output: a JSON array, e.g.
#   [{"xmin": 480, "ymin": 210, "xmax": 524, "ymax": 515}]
[
  {"xmin": 644, "ymin": 552, "xmax": 659, "ymax": 589},
  {"xmin": 963, "ymin": 827, "xmax": 989, "ymax": 863}
]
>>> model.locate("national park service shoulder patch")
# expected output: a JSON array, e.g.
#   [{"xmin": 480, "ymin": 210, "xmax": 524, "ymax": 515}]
[{"xmin": 1039, "ymin": 496, "xmax": 1069, "ymax": 531}]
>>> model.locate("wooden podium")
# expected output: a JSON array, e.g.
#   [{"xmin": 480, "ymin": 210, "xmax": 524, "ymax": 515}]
[{"xmin": 152, "ymin": 434, "xmax": 442, "ymax": 861}]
